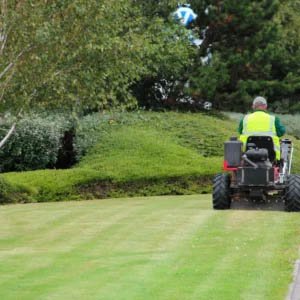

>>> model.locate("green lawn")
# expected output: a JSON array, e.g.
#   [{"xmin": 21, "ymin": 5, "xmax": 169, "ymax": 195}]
[{"xmin": 0, "ymin": 195, "xmax": 299, "ymax": 300}]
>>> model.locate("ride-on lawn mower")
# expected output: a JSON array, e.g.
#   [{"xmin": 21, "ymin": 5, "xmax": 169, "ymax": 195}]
[{"xmin": 212, "ymin": 136, "xmax": 300, "ymax": 212}]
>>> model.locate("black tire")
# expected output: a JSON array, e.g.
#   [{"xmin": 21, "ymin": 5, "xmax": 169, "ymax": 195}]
[
  {"xmin": 284, "ymin": 175, "xmax": 300, "ymax": 212},
  {"xmin": 212, "ymin": 174, "xmax": 231, "ymax": 210}
]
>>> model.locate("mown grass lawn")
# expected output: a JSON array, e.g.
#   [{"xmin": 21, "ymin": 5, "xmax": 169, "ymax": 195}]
[{"xmin": 0, "ymin": 195, "xmax": 299, "ymax": 300}]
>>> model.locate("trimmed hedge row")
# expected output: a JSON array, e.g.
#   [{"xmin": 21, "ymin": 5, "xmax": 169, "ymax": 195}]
[
  {"xmin": 0, "ymin": 112, "xmax": 118, "ymax": 173},
  {"xmin": 0, "ymin": 114, "xmax": 75, "ymax": 172}
]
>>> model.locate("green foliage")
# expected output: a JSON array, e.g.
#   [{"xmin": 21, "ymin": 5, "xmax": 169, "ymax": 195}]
[
  {"xmin": 1, "ymin": 1, "xmax": 300, "ymax": 113},
  {"xmin": 134, "ymin": 0, "xmax": 178, "ymax": 18},
  {"xmin": 0, "ymin": 0, "xmax": 195, "ymax": 113},
  {"xmin": 130, "ymin": 0, "xmax": 300, "ymax": 112},
  {"xmin": 188, "ymin": 0, "xmax": 279, "ymax": 110},
  {"xmin": 0, "ymin": 176, "xmax": 14, "ymax": 203},
  {"xmin": 73, "ymin": 114, "xmax": 102, "ymax": 160},
  {"xmin": 189, "ymin": 53, "xmax": 230, "ymax": 102},
  {"xmin": 77, "ymin": 126, "xmax": 221, "ymax": 181},
  {"xmin": 0, "ymin": 176, "xmax": 30, "ymax": 204},
  {"xmin": 74, "ymin": 111, "xmax": 148, "ymax": 160},
  {"xmin": 184, "ymin": 0, "xmax": 300, "ymax": 112},
  {"xmin": 0, "ymin": 114, "xmax": 73, "ymax": 171},
  {"xmin": 80, "ymin": 177, "xmax": 211, "ymax": 199}
]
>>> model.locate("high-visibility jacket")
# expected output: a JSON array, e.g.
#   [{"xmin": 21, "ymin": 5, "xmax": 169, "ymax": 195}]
[{"xmin": 239, "ymin": 111, "xmax": 280, "ymax": 160}]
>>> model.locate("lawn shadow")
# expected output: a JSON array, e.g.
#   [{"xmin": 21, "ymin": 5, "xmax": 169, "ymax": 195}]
[{"xmin": 231, "ymin": 199, "xmax": 285, "ymax": 212}]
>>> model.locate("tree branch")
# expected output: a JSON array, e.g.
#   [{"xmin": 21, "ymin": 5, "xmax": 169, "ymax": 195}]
[
  {"xmin": 0, "ymin": 67, "xmax": 15, "ymax": 102},
  {"xmin": 0, "ymin": 47, "xmax": 29, "ymax": 80},
  {"xmin": 0, "ymin": 32, "xmax": 8, "ymax": 55},
  {"xmin": 0, "ymin": 122, "xmax": 15, "ymax": 149},
  {"xmin": 0, "ymin": 109, "xmax": 23, "ymax": 149},
  {"xmin": 0, "ymin": 0, "xmax": 8, "ymax": 56}
]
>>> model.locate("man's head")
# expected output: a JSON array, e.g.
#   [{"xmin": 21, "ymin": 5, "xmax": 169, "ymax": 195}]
[{"xmin": 252, "ymin": 96, "xmax": 267, "ymax": 110}]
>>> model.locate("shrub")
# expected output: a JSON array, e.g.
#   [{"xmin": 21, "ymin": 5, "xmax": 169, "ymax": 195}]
[
  {"xmin": 0, "ymin": 177, "xmax": 13, "ymax": 203},
  {"xmin": 0, "ymin": 176, "xmax": 28, "ymax": 204},
  {"xmin": 73, "ymin": 111, "xmax": 148, "ymax": 160},
  {"xmin": 0, "ymin": 114, "xmax": 73, "ymax": 172},
  {"xmin": 73, "ymin": 114, "xmax": 104, "ymax": 161}
]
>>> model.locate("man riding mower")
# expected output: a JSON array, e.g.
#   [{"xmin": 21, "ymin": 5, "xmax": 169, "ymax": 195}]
[{"xmin": 212, "ymin": 97, "xmax": 300, "ymax": 212}]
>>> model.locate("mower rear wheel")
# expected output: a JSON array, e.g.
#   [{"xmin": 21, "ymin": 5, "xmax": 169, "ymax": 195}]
[
  {"xmin": 212, "ymin": 173, "xmax": 231, "ymax": 210},
  {"xmin": 284, "ymin": 175, "xmax": 300, "ymax": 212}
]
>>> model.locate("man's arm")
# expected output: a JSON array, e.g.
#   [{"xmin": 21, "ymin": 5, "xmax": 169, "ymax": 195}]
[
  {"xmin": 275, "ymin": 116, "xmax": 286, "ymax": 137},
  {"xmin": 238, "ymin": 118, "xmax": 243, "ymax": 134}
]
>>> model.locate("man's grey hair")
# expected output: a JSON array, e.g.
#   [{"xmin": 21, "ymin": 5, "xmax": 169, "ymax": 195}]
[{"xmin": 253, "ymin": 96, "xmax": 267, "ymax": 107}]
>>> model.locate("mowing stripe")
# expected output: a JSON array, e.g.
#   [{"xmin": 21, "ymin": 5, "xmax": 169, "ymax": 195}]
[
  {"xmin": 0, "ymin": 196, "xmax": 300, "ymax": 300},
  {"xmin": 41, "ymin": 201, "xmax": 216, "ymax": 300}
]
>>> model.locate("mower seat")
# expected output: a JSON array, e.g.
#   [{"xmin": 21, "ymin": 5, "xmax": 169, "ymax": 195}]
[{"xmin": 246, "ymin": 136, "xmax": 276, "ymax": 162}]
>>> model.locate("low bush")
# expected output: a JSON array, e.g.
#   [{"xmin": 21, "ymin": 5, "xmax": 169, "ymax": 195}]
[
  {"xmin": 73, "ymin": 113, "xmax": 105, "ymax": 161},
  {"xmin": 0, "ymin": 177, "xmax": 13, "ymax": 203},
  {"xmin": 0, "ymin": 176, "xmax": 31, "ymax": 204},
  {"xmin": 73, "ymin": 110, "xmax": 150, "ymax": 160},
  {"xmin": 0, "ymin": 114, "xmax": 74, "ymax": 172}
]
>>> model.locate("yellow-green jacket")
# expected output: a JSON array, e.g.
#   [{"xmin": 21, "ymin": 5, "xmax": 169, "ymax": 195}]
[{"xmin": 239, "ymin": 111, "xmax": 285, "ymax": 160}]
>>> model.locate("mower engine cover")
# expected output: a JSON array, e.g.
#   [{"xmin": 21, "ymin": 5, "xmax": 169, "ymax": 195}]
[{"xmin": 245, "ymin": 148, "xmax": 269, "ymax": 162}]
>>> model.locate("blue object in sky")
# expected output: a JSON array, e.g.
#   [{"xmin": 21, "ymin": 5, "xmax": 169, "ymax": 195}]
[{"xmin": 173, "ymin": 5, "xmax": 198, "ymax": 27}]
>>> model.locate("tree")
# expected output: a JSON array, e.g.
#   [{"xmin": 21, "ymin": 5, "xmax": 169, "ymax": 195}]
[
  {"xmin": 187, "ymin": 0, "xmax": 285, "ymax": 111},
  {"xmin": 2, "ymin": 0, "xmax": 299, "ymax": 116},
  {"xmin": 0, "ymin": 0, "xmax": 195, "ymax": 114},
  {"xmin": 0, "ymin": 0, "xmax": 45, "ymax": 147},
  {"xmin": 132, "ymin": 0, "xmax": 197, "ymax": 109},
  {"xmin": 183, "ymin": 0, "xmax": 300, "ymax": 112}
]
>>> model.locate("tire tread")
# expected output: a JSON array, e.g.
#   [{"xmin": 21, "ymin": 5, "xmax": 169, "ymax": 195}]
[
  {"xmin": 212, "ymin": 173, "xmax": 231, "ymax": 210},
  {"xmin": 284, "ymin": 175, "xmax": 300, "ymax": 212}
]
